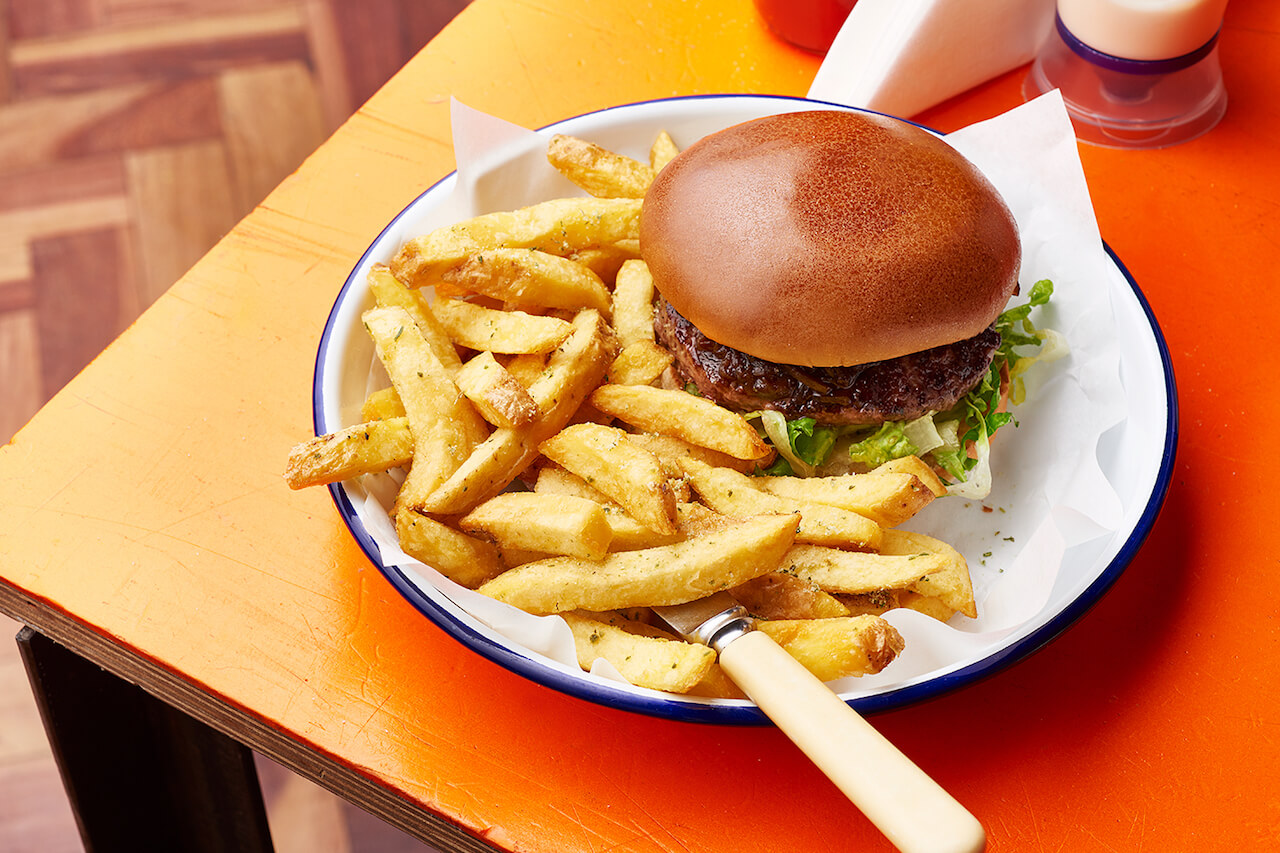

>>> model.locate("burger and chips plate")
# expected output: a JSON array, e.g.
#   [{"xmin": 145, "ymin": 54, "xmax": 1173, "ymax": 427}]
[{"xmin": 305, "ymin": 94, "xmax": 1176, "ymax": 723}]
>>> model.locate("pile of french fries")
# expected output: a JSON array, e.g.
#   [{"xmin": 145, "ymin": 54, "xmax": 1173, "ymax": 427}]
[{"xmin": 285, "ymin": 130, "xmax": 977, "ymax": 698}]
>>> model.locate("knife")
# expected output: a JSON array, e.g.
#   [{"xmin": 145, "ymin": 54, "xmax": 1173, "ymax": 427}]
[{"xmin": 652, "ymin": 591, "xmax": 986, "ymax": 853}]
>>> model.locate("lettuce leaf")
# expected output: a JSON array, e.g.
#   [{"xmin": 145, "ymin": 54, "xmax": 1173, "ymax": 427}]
[
  {"xmin": 993, "ymin": 278, "xmax": 1062, "ymax": 407},
  {"xmin": 736, "ymin": 280, "xmax": 1062, "ymax": 495},
  {"xmin": 750, "ymin": 411, "xmax": 839, "ymax": 477},
  {"xmin": 936, "ymin": 279, "xmax": 1059, "ymax": 496},
  {"xmin": 846, "ymin": 422, "xmax": 918, "ymax": 469}
]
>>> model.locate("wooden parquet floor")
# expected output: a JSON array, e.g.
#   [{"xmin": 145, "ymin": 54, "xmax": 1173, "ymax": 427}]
[{"xmin": 0, "ymin": 1, "xmax": 470, "ymax": 850}]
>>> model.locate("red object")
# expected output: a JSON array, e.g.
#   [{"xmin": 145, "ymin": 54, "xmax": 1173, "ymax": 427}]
[{"xmin": 755, "ymin": 0, "xmax": 858, "ymax": 53}]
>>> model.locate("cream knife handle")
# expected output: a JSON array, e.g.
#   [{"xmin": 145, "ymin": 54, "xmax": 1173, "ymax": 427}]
[{"xmin": 718, "ymin": 630, "xmax": 986, "ymax": 853}]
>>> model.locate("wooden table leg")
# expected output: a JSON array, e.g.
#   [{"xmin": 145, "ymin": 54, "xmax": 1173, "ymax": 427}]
[{"xmin": 16, "ymin": 627, "xmax": 276, "ymax": 853}]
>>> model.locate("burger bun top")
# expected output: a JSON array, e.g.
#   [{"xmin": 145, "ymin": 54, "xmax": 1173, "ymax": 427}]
[{"xmin": 639, "ymin": 110, "xmax": 1021, "ymax": 367}]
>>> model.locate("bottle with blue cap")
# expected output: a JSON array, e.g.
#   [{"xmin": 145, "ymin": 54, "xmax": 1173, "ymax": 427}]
[{"xmin": 1024, "ymin": 0, "xmax": 1229, "ymax": 148}]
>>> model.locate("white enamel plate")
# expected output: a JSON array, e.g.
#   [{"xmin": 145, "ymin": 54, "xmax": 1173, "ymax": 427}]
[{"xmin": 314, "ymin": 95, "xmax": 1177, "ymax": 723}]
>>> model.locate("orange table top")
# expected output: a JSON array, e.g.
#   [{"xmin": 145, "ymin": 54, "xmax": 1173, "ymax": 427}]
[{"xmin": 2, "ymin": 0, "xmax": 1278, "ymax": 850}]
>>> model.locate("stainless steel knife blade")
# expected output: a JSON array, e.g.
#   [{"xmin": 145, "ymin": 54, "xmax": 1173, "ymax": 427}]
[{"xmin": 650, "ymin": 590, "xmax": 753, "ymax": 650}]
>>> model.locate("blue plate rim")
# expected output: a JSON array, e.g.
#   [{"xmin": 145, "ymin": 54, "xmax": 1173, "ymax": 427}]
[{"xmin": 312, "ymin": 93, "xmax": 1179, "ymax": 724}]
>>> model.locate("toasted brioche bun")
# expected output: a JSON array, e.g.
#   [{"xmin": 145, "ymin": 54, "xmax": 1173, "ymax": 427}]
[{"xmin": 640, "ymin": 110, "xmax": 1021, "ymax": 367}]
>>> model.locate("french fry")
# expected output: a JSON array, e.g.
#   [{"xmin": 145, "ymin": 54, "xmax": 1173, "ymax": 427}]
[
  {"xmin": 560, "ymin": 611, "xmax": 715, "ymax": 693},
  {"xmin": 606, "ymin": 340, "xmax": 674, "ymax": 386},
  {"xmin": 674, "ymin": 501, "xmax": 734, "ymax": 538},
  {"xmin": 576, "ymin": 608, "xmax": 676, "ymax": 638},
  {"xmin": 366, "ymin": 264, "xmax": 462, "ymax": 373},
  {"xmin": 756, "ymin": 616, "xmax": 905, "ymax": 682},
  {"xmin": 477, "ymin": 513, "xmax": 800, "ymax": 614},
  {"xmin": 547, "ymin": 134, "xmax": 656, "ymax": 198},
  {"xmin": 731, "ymin": 572, "xmax": 851, "ymax": 620},
  {"xmin": 689, "ymin": 613, "xmax": 902, "ymax": 696},
  {"xmin": 569, "ymin": 242, "xmax": 640, "ymax": 283},
  {"xmin": 780, "ymin": 543, "xmax": 950, "ymax": 595},
  {"xmin": 611, "ymin": 259, "xmax": 658, "ymax": 347},
  {"xmin": 395, "ymin": 507, "xmax": 505, "ymax": 588},
  {"xmin": 431, "ymin": 298, "xmax": 573, "ymax": 355},
  {"xmin": 539, "ymin": 423, "xmax": 677, "ymax": 535},
  {"xmin": 423, "ymin": 310, "xmax": 617, "ymax": 515},
  {"xmin": 897, "ymin": 590, "xmax": 958, "ymax": 622},
  {"xmin": 589, "ymin": 384, "xmax": 771, "ymax": 461},
  {"xmin": 360, "ymin": 387, "xmax": 405, "ymax": 421},
  {"xmin": 390, "ymin": 197, "xmax": 643, "ymax": 287},
  {"xmin": 754, "ymin": 469, "xmax": 936, "ymax": 528},
  {"xmin": 460, "ymin": 492, "xmax": 613, "ymax": 561},
  {"xmin": 440, "ymin": 248, "xmax": 612, "ymax": 316},
  {"xmin": 599, "ymin": 507, "xmax": 682, "ymax": 551},
  {"xmin": 625, "ymin": 432, "xmax": 761, "ymax": 475},
  {"xmin": 534, "ymin": 462, "xmax": 612, "ymax": 503},
  {"xmin": 879, "ymin": 528, "xmax": 976, "ymax": 618},
  {"xmin": 564, "ymin": 399, "xmax": 613, "ymax": 428},
  {"xmin": 679, "ymin": 459, "xmax": 882, "ymax": 551},
  {"xmin": 649, "ymin": 129, "xmax": 680, "ymax": 172},
  {"xmin": 685, "ymin": 664, "xmax": 745, "ymax": 700},
  {"xmin": 503, "ymin": 352, "xmax": 547, "ymax": 388},
  {"xmin": 533, "ymin": 466, "xmax": 694, "ymax": 551},
  {"xmin": 284, "ymin": 417, "xmax": 414, "ymax": 489},
  {"xmin": 835, "ymin": 589, "xmax": 902, "ymax": 617},
  {"xmin": 455, "ymin": 351, "xmax": 540, "ymax": 429},
  {"xmin": 498, "ymin": 545, "xmax": 553, "ymax": 568},
  {"xmin": 362, "ymin": 306, "xmax": 488, "ymax": 511},
  {"xmin": 611, "ymin": 503, "xmax": 726, "ymax": 550},
  {"xmin": 874, "ymin": 455, "xmax": 948, "ymax": 497}
]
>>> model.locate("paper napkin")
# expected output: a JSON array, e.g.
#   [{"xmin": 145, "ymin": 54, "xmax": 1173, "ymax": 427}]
[{"xmin": 808, "ymin": 0, "xmax": 1057, "ymax": 117}]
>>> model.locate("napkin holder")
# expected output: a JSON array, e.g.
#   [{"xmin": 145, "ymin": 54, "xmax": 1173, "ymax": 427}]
[
  {"xmin": 807, "ymin": 0, "xmax": 1056, "ymax": 119},
  {"xmin": 1024, "ymin": 4, "xmax": 1228, "ymax": 149}
]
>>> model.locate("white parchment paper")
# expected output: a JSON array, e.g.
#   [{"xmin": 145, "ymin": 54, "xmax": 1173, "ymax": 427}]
[{"xmin": 339, "ymin": 91, "xmax": 1135, "ymax": 701}]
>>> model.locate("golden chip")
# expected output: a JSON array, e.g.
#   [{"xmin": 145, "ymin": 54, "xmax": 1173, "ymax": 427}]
[
  {"xmin": 590, "ymin": 384, "xmax": 771, "ymax": 461},
  {"xmin": 431, "ymin": 298, "xmax": 574, "ymax": 355},
  {"xmin": 460, "ymin": 492, "xmax": 613, "ymax": 561},
  {"xmin": 539, "ymin": 423, "xmax": 677, "ymax": 535},
  {"xmin": 477, "ymin": 513, "xmax": 799, "ymax": 614},
  {"xmin": 547, "ymin": 133, "xmax": 656, "ymax": 198},
  {"xmin": 391, "ymin": 197, "xmax": 642, "ymax": 287}
]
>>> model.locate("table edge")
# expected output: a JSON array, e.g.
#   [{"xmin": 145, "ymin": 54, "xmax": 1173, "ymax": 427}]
[{"xmin": 0, "ymin": 579, "xmax": 501, "ymax": 853}]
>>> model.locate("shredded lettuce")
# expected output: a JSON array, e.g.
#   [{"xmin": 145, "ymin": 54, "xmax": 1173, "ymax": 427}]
[
  {"xmin": 928, "ymin": 419, "xmax": 967, "ymax": 483},
  {"xmin": 736, "ymin": 279, "xmax": 1064, "ymax": 498},
  {"xmin": 846, "ymin": 422, "xmax": 918, "ymax": 469},
  {"xmin": 749, "ymin": 411, "xmax": 838, "ymax": 477},
  {"xmin": 919, "ymin": 280, "xmax": 1055, "ymax": 497},
  {"xmin": 902, "ymin": 414, "xmax": 945, "ymax": 456},
  {"xmin": 993, "ymin": 278, "xmax": 1063, "ymax": 407},
  {"xmin": 940, "ymin": 279, "xmax": 1062, "ymax": 497},
  {"xmin": 944, "ymin": 394, "xmax": 1001, "ymax": 498}
]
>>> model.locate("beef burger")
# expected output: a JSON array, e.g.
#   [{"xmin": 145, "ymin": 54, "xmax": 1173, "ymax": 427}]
[{"xmin": 639, "ymin": 110, "xmax": 1055, "ymax": 492}]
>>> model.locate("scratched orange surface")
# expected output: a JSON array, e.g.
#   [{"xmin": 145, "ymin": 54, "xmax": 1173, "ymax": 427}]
[{"xmin": 1, "ymin": 0, "xmax": 1278, "ymax": 850}]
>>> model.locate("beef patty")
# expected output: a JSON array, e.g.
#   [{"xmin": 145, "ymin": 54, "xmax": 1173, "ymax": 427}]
[{"xmin": 654, "ymin": 299, "xmax": 1000, "ymax": 425}]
